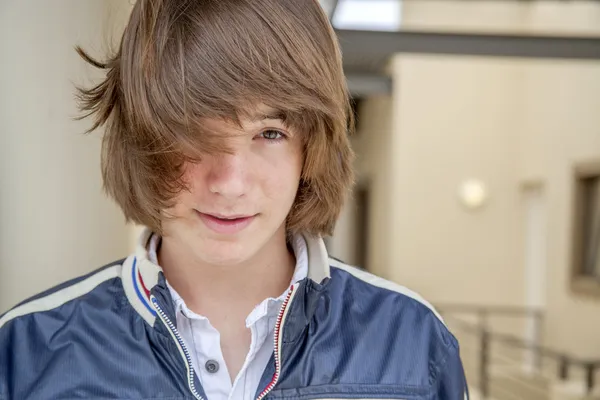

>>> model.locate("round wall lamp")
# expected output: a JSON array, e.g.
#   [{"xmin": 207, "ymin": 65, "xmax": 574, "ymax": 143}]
[{"xmin": 458, "ymin": 179, "xmax": 488, "ymax": 210}]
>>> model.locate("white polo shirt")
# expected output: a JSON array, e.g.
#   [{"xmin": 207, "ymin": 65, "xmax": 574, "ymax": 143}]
[{"xmin": 148, "ymin": 234, "xmax": 308, "ymax": 400}]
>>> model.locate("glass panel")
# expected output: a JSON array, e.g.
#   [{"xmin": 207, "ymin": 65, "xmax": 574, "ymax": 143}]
[
  {"xmin": 583, "ymin": 176, "xmax": 600, "ymax": 278},
  {"xmin": 317, "ymin": 0, "xmax": 338, "ymax": 18},
  {"xmin": 332, "ymin": 0, "xmax": 402, "ymax": 31}
]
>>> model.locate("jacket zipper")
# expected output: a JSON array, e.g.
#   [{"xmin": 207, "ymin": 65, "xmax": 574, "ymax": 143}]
[
  {"xmin": 151, "ymin": 295, "xmax": 203, "ymax": 400},
  {"xmin": 151, "ymin": 283, "xmax": 299, "ymax": 400},
  {"xmin": 256, "ymin": 284, "xmax": 299, "ymax": 400}
]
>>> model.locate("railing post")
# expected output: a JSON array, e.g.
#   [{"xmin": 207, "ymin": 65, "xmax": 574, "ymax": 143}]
[
  {"xmin": 532, "ymin": 311, "xmax": 543, "ymax": 372},
  {"xmin": 585, "ymin": 362, "xmax": 596, "ymax": 395},
  {"xmin": 559, "ymin": 356, "xmax": 569, "ymax": 381},
  {"xmin": 478, "ymin": 309, "xmax": 488, "ymax": 331},
  {"xmin": 479, "ymin": 328, "xmax": 490, "ymax": 399}
]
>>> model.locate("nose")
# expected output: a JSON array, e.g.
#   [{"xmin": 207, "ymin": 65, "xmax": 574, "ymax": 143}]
[{"xmin": 207, "ymin": 152, "xmax": 248, "ymax": 198}]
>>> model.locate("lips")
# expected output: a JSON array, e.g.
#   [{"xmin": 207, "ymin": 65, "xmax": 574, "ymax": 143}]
[
  {"xmin": 208, "ymin": 214, "xmax": 250, "ymax": 220},
  {"xmin": 195, "ymin": 211, "xmax": 256, "ymax": 234}
]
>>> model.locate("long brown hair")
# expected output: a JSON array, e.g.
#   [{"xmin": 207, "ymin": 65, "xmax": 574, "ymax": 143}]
[{"xmin": 76, "ymin": 0, "xmax": 354, "ymax": 236}]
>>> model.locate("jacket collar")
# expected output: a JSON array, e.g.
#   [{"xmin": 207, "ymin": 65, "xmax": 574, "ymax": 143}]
[{"xmin": 122, "ymin": 227, "xmax": 331, "ymax": 326}]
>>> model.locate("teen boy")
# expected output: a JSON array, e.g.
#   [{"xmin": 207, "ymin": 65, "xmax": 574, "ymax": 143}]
[{"xmin": 0, "ymin": 1, "xmax": 468, "ymax": 399}]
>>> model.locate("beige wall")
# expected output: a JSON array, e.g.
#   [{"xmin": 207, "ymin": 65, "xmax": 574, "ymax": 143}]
[
  {"xmin": 331, "ymin": 96, "xmax": 395, "ymax": 273},
  {"xmin": 520, "ymin": 60, "xmax": 600, "ymax": 358},
  {"xmin": 401, "ymin": 0, "xmax": 600, "ymax": 36},
  {"xmin": 353, "ymin": 96, "xmax": 395, "ymax": 277},
  {"xmin": 0, "ymin": 1, "xmax": 133, "ymax": 312},
  {"xmin": 354, "ymin": 0, "xmax": 600, "ymax": 357},
  {"xmin": 330, "ymin": 188, "xmax": 359, "ymax": 266},
  {"xmin": 385, "ymin": 54, "xmax": 600, "ymax": 356},
  {"xmin": 387, "ymin": 55, "xmax": 526, "ymax": 306}
]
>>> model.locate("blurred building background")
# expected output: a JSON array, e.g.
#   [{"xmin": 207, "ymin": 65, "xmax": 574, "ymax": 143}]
[{"xmin": 1, "ymin": 1, "xmax": 600, "ymax": 399}]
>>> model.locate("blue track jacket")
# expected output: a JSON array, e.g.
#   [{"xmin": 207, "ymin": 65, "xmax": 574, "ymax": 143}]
[{"xmin": 0, "ymin": 230, "xmax": 469, "ymax": 399}]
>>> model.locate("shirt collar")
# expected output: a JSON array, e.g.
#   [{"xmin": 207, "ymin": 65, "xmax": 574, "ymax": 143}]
[
  {"xmin": 123, "ymin": 227, "xmax": 330, "ymax": 326},
  {"xmin": 146, "ymin": 233, "xmax": 309, "ymax": 282}
]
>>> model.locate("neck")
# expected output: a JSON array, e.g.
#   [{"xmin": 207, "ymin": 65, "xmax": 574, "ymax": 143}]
[{"xmin": 158, "ymin": 229, "xmax": 296, "ymax": 318}]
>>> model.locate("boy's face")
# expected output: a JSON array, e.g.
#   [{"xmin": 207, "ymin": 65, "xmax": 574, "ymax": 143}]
[{"xmin": 161, "ymin": 106, "xmax": 303, "ymax": 266}]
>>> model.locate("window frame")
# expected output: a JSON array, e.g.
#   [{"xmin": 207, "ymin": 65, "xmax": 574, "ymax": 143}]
[{"xmin": 570, "ymin": 160, "xmax": 600, "ymax": 297}]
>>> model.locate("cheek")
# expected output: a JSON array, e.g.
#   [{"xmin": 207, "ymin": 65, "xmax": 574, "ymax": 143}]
[
  {"xmin": 160, "ymin": 192, "xmax": 191, "ymax": 225},
  {"xmin": 182, "ymin": 162, "xmax": 206, "ymax": 190},
  {"xmin": 164, "ymin": 163, "xmax": 206, "ymax": 216},
  {"xmin": 262, "ymin": 158, "xmax": 302, "ymax": 202},
  {"xmin": 180, "ymin": 162, "xmax": 211, "ymax": 199}
]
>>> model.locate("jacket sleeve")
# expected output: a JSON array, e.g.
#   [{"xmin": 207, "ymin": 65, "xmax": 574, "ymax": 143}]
[
  {"xmin": 0, "ymin": 320, "xmax": 10, "ymax": 400},
  {"xmin": 436, "ymin": 340, "xmax": 469, "ymax": 400}
]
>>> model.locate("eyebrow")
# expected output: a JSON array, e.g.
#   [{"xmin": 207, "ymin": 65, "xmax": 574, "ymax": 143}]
[{"xmin": 250, "ymin": 109, "xmax": 286, "ymax": 122}]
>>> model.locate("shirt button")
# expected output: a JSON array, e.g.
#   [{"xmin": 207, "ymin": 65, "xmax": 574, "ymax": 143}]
[{"xmin": 205, "ymin": 360, "xmax": 219, "ymax": 374}]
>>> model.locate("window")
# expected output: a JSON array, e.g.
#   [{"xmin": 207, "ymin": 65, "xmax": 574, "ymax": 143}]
[
  {"xmin": 317, "ymin": 0, "xmax": 338, "ymax": 18},
  {"xmin": 571, "ymin": 161, "xmax": 600, "ymax": 296},
  {"xmin": 331, "ymin": 0, "xmax": 402, "ymax": 31}
]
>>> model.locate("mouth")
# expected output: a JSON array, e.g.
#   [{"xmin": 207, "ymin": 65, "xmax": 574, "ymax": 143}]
[{"xmin": 195, "ymin": 211, "xmax": 257, "ymax": 234}]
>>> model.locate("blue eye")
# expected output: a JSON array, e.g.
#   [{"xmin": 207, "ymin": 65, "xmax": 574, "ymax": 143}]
[{"xmin": 260, "ymin": 129, "xmax": 285, "ymax": 140}]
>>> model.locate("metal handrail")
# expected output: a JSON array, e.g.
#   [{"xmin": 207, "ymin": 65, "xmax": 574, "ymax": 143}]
[
  {"xmin": 445, "ymin": 316, "xmax": 597, "ymax": 365},
  {"xmin": 438, "ymin": 306, "xmax": 600, "ymax": 399}
]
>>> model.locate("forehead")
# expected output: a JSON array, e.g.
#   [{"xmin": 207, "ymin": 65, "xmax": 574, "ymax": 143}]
[
  {"xmin": 200, "ymin": 104, "xmax": 287, "ymax": 132},
  {"xmin": 244, "ymin": 104, "xmax": 286, "ymax": 121}
]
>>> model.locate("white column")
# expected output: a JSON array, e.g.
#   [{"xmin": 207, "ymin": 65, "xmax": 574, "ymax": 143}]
[
  {"xmin": 0, "ymin": 0, "xmax": 133, "ymax": 311},
  {"xmin": 521, "ymin": 182, "xmax": 547, "ymax": 373}
]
